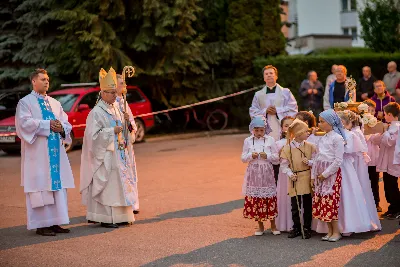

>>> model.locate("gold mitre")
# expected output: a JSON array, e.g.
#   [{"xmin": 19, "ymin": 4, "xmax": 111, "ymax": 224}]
[{"xmin": 99, "ymin": 67, "xmax": 117, "ymax": 91}]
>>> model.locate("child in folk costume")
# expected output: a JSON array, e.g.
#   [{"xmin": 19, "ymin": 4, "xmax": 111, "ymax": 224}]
[
  {"xmin": 242, "ymin": 116, "xmax": 281, "ymax": 236},
  {"xmin": 276, "ymin": 116, "xmax": 295, "ymax": 232},
  {"xmin": 371, "ymin": 103, "xmax": 400, "ymax": 219},
  {"xmin": 362, "ymin": 100, "xmax": 382, "ymax": 212},
  {"xmin": 273, "ymin": 117, "xmax": 293, "ymax": 184},
  {"xmin": 295, "ymin": 111, "xmax": 322, "ymax": 146},
  {"xmin": 312, "ymin": 110, "xmax": 345, "ymax": 242},
  {"xmin": 280, "ymin": 119, "xmax": 316, "ymax": 239},
  {"xmin": 337, "ymin": 111, "xmax": 381, "ymax": 233}
]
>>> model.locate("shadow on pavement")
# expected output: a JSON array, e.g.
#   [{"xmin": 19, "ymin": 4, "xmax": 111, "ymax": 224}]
[
  {"xmin": 0, "ymin": 199, "xmax": 243, "ymax": 250},
  {"xmin": 0, "ymin": 216, "xmax": 117, "ymax": 251},
  {"xmin": 141, "ymin": 220, "xmax": 400, "ymax": 267},
  {"xmin": 135, "ymin": 199, "xmax": 244, "ymax": 225}
]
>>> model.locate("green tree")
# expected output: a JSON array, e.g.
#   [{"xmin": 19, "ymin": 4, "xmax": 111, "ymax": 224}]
[
  {"xmin": 359, "ymin": 0, "xmax": 400, "ymax": 53},
  {"xmin": 0, "ymin": 0, "xmax": 59, "ymax": 90},
  {"xmin": 226, "ymin": 0, "xmax": 286, "ymax": 78},
  {"xmin": 49, "ymin": 0, "xmax": 132, "ymax": 81},
  {"xmin": 0, "ymin": 0, "xmax": 286, "ymax": 111}
]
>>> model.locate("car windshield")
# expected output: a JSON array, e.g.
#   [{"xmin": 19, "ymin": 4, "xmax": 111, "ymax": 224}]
[{"xmin": 51, "ymin": 94, "xmax": 79, "ymax": 112}]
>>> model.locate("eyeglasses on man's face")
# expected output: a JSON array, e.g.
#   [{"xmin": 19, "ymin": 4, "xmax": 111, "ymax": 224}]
[{"xmin": 103, "ymin": 90, "xmax": 117, "ymax": 95}]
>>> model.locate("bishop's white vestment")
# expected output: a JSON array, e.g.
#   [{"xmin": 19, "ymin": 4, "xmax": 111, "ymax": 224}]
[
  {"xmin": 80, "ymin": 100, "xmax": 137, "ymax": 223},
  {"xmin": 116, "ymin": 96, "xmax": 139, "ymax": 210},
  {"xmin": 15, "ymin": 91, "xmax": 75, "ymax": 230}
]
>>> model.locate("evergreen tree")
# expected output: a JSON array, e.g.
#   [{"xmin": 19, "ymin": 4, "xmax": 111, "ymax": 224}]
[
  {"xmin": 0, "ymin": 0, "xmax": 286, "ymax": 110},
  {"xmin": 226, "ymin": 0, "xmax": 286, "ymax": 78},
  {"xmin": 0, "ymin": 0, "xmax": 59, "ymax": 90},
  {"xmin": 49, "ymin": 0, "xmax": 132, "ymax": 81},
  {"xmin": 359, "ymin": 0, "xmax": 400, "ymax": 53}
]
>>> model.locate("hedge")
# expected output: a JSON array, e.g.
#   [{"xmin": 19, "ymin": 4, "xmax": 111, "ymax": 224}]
[{"xmin": 253, "ymin": 53, "xmax": 400, "ymax": 109}]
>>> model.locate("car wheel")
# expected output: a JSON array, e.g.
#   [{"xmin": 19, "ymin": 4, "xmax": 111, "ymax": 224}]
[
  {"xmin": 135, "ymin": 119, "xmax": 145, "ymax": 143},
  {"xmin": 64, "ymin": 132, "xmax": 76, "ymax": 153}
]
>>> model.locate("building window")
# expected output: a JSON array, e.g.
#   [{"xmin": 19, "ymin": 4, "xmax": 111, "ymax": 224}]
[
  {"xmin": 343, "ymin": 27, "xmax": 358, "ymax": 40},
  {"xmin": 350, "ymin": 0, "xmax": 357, "ymax": 11},
  {"xmin": 342, "ymin": 0, "xmax": 357, "ymax": 11},
  {"xmin": 351, "ymin": 27, "xmax": 358, "ymax": 40},
  {"xmin": 342, "ymin": 0, "xmax": 348, "ymax": 11}
]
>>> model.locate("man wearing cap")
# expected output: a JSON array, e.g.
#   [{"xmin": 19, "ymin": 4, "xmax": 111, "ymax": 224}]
[{"xmin": 80, "ymin": 67, "xmax": 137, "ymax": 228}]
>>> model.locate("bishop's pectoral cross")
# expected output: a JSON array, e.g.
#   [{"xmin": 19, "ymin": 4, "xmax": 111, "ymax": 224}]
[
  {"xmin": 51, "ymin": 147, "xmax": 59, "ymax": 157},
  {"xmin": 52, "ymin": 164, "xmax": 59, "ymax": 173}
]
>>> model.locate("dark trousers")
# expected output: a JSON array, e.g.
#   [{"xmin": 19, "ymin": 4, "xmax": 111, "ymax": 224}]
[
  {"xmin": 273, "ymin": 164, "xmax": 280, "ymax": 184},
  {"xmin": 383, "ymin": 172, "xmax": 400, "ymax": 214},
  {"xmin": 291, "ymin": 193, "xmax": 312, "ymax": 230},
  {"xmin": 368, "ymin": 166, "xmax": 380, "ymax": 206}
]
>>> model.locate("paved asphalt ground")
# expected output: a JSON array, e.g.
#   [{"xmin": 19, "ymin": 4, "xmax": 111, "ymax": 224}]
[{"xmin": 0, "ymin": 134, "xmax": 399, "ymax": 267}]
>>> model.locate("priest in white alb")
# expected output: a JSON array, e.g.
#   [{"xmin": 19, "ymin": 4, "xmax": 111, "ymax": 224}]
[
  {"xmin": 250, "ymin": 65, "xmax": 298, "ymax": 141},
  {"xmin": 15, "ymin": 68, "xmax": 75, "ymax": 236},
  {"xmin": 80, "ymin": 67, "xmax": 137, "ymax": 228}
]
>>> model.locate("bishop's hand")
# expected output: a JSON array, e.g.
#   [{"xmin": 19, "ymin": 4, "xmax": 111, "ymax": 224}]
[
  {"xmin": 123, "ymin": 112, "xmax": 130, "ymax": 121},
  {"xmin": 114, "ymin": 126, "xmax": 123, "ymax": 134}
]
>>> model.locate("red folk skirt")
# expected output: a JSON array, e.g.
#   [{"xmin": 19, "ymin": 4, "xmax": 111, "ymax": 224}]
[
  {"xmin": 243, "ymin": 196, "xmax": 278, "ymax": 221},
  {"xmin": 312, "ymin": 169, "xmax": 342, "ymax": 222}
]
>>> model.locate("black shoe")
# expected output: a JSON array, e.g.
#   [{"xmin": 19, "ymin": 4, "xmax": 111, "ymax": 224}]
[
  {"xmin": 88, "ymin": 220, "xmax": 97, "ymax": 224},
  {"xmin": 303, "ymin": 228, "xmax": 312, "ymax": 239},
  {"xmin": 386, "ymin": 212, "xmax": 400, "ymax": 220},
  {"xmin": 36, "ymin": 227, "xmax": 56, "ymax": 236},
  {"xmin": 133, "ymin": 210, "xmax": 139, "ymax": 214},
  {"xmin": 288, "ymin": 229, "xmax": 302, "ymax": 238},
  {"xmin": 101, "ymin": 223, "xmax": 119, "ymax": 228},
  {"xmin": 51, "ymin": 225, "xmax": 70, "ymax": 233},
  {"xmin": 117, "ymin": 222, "xmax": 130, "ymax": 226}
]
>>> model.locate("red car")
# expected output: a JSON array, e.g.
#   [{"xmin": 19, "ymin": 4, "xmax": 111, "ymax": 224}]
[{"xmin": 0, "ymin": 83, "xmax": 154, "ymax": 154}]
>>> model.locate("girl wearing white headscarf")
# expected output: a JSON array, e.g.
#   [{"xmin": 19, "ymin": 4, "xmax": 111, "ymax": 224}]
[
  {"xmin": 241, "ymin": 116, "xmax": 280, "ymax": 236},
  {"xmin": 311, "ymin": 110, "xmax": 345, "ymax": 242}
]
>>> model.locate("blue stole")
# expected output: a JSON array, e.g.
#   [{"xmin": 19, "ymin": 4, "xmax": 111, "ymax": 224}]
[
  {"xmin": 37, "ymin": 97, "xmax": 62, "ymax": 191},
  {"xmin": 329, "ymin": 81, "xmax": 350, "ymax": 108}
]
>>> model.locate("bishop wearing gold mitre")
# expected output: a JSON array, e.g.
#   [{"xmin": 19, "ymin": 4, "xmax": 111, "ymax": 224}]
[{"xmin": 80, "ymin": 67, "xmax": 138, "ymax": 228}]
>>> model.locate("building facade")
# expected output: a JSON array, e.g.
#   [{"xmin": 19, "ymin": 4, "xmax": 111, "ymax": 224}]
[{"xmin": 285, "ymin": 0, "xmax": 365, "ymax": 54}]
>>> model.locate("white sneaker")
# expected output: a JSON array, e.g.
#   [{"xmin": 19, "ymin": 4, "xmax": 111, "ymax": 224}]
[
  {"xmin": 271, "ymin": 230, "xmax": 281, "ymax": 235},
  {"xmin": 254, "ymin": 231, "xmax": 264, "ymax": 236}
]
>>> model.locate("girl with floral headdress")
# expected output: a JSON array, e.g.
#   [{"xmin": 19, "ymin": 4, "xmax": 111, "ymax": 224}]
[
  {"xmin": 336, "ymin": 111, "xmax": 381, "ymax": 234},
  {"xmin": 241, "ymin": 116, "xmax": 280, "ymax": 236},
  {"xmin": 312, "ymin": 110, "xmax": 345, "ymax": 242}
]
